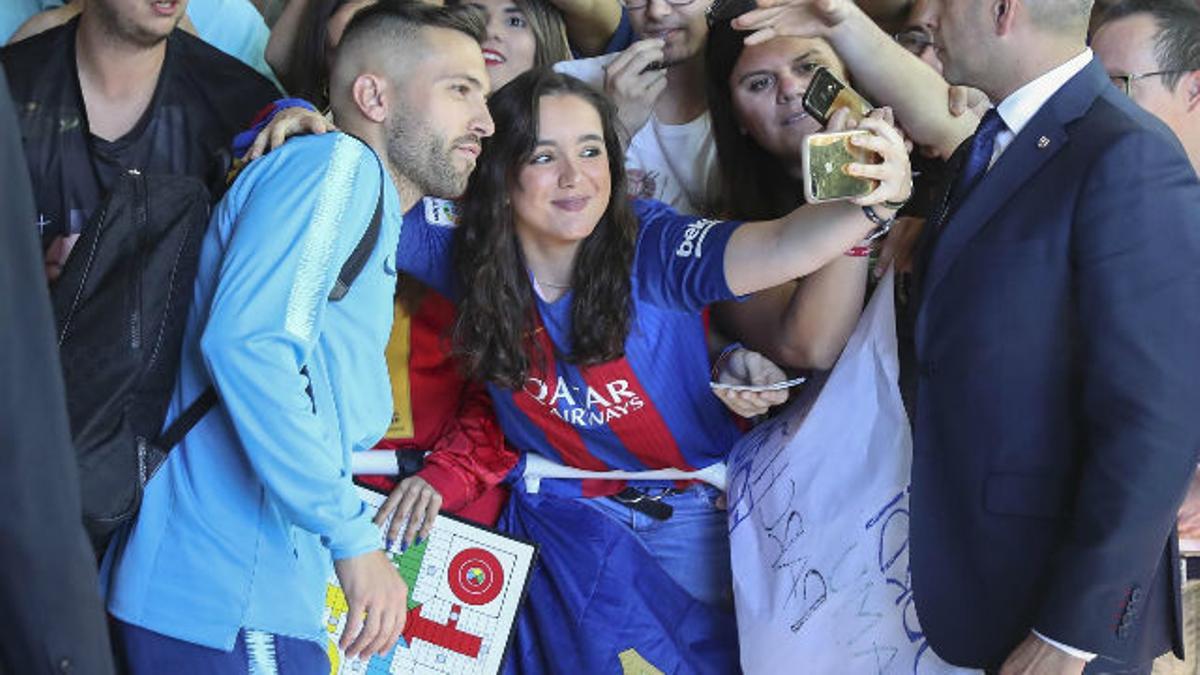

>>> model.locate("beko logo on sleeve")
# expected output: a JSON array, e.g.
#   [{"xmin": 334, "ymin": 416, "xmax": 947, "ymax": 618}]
[{"xmin": 674, "ymin": 219, "xmax": 718, "ymax": 259}]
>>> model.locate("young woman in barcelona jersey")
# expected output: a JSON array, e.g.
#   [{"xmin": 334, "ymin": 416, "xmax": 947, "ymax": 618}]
[{"xmin": 380, "ymin": 69, "xmax": 911, "ymax": 671}]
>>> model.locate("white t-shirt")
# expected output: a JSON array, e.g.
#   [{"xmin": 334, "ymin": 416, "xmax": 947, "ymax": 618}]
[{"xmin": 555, "ymin": 54, "xmax": 719, "ymax": 217}]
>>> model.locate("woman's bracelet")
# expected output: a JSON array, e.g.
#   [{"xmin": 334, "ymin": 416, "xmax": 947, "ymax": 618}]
[{"xmin": 861, "ymin": 206, "xmax": 896, "ymax": 243}]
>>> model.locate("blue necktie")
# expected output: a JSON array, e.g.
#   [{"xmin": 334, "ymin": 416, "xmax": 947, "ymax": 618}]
[{"xmin": 947, "ymin": 107, "xmax": 1007, "ymax": 209}]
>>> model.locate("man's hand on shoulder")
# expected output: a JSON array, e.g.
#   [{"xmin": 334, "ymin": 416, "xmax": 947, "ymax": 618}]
[
  {"xmin": 999, "ymin": 633, "xmax": 1087, "ymax": 675},
  {"xmin": 334, "ymin": 550, "xmax": 409, "ymax": 659}
]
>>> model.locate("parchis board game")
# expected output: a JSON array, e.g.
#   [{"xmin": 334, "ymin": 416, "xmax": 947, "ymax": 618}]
[{"xmin": 322, "ymin": 485, "xmax": 536, "ymax": 675}]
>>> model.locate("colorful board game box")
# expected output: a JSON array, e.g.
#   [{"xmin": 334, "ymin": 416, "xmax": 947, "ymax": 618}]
[{"xmin": 322, "ymin": 485, "xmax": 536, "ymax": 675}]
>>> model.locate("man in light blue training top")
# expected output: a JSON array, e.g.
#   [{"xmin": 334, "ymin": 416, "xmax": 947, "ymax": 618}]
[{"xmin": 101, "ymin": 4, "xmax": 495, "ymax": 672}]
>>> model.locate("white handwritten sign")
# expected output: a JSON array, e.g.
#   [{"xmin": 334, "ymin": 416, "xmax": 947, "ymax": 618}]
[{"xmin": 726, "ymin": 272, "xmax": 977, "ymax": 675}]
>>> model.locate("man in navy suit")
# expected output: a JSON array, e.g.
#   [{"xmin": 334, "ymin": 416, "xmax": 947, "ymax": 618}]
[{"xmin": 732, "ymin": 0, "xmax": 1200, "ymax": 672}]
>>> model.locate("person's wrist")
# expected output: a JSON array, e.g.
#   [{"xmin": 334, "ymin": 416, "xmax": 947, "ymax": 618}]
[
  {"xmin": 884, "ymin": 173, "xmax": 914, "ymax": 211},
  {"xmin": 711, "ymin": 342, "xmax": 743, "ymax": 380},
  {"xmin": 861, "ymin": 205, "xmax": 896, "ymax": 243}
]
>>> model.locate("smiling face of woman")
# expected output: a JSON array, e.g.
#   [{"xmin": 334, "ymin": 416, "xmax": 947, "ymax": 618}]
[
  {"xmin": 510, "ymin": 94, "xmax": 612, "ymax": 254},
  {"xmin": 471, "ymin": 0, "xmax": 538, "ymax": 92},
  {"xmin": 729, "ymin": 37, "xmax": 848, "ymax": 170}
]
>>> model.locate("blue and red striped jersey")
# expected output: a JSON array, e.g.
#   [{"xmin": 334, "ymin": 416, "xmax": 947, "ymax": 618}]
[{"xmin": 396, "ymin": 198, "xmax": 746, "ymax": 485}]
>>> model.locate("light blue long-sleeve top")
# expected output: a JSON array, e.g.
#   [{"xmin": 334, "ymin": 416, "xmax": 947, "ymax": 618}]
[{"xmin": 103, "ymin": 132, "xmax": 402, "ymax": 650}]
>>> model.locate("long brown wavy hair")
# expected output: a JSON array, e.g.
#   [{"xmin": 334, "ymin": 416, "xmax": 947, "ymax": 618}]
[{"xmin": 452, "ymin": 70, "xmax": 637, "ymax": 389}]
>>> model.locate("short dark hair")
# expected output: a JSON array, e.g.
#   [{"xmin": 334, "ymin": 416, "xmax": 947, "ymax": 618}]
[
  {"xmin": 338, "ymin": 1, "xmax": 487, "ymax": 61},
  {"xmin": 1098, "ymin": 0, "xmax": 1200, "ymax": 90}
]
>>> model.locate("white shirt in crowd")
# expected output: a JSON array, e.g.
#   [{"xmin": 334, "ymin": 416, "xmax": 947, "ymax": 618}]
[{"xmin": 555, "ymin": 54, "xmax": 719, "ymax": 217}]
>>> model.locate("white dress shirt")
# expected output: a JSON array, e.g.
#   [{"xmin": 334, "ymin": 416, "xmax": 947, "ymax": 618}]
[{"xmin": 989, "ymin": 48, "xmax": 1095, "ymax": 168}]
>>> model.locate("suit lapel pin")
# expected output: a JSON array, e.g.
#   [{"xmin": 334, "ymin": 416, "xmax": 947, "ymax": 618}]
[{"xmin": 1037, "ymin": 136, "xmax": 1051, "ymax": 149}]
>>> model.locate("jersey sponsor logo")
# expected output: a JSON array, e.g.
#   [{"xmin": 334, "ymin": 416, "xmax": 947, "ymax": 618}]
[
  {"xmin": 674, "ymin": 218, "xmax": 718, "ymax": 259},
  {"xmin": 523, "ymin": 376, "xmax": 646, "ymax": 428},
  {"xmin": 423, "ymin": 197, "xmax": 459, "ymax": 227}
]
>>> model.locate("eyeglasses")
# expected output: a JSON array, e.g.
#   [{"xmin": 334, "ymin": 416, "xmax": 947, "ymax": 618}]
[
  {"xmin": 893, "ymin": 27, "xmax": 935, "ymax": 56},
  {"xmin": 1109, "ymin": 70, "xmax": 1187, "ymax": 96},
  {"xmin": 621, "ymin": 0, "xmax": 696, "ymax": 10}
]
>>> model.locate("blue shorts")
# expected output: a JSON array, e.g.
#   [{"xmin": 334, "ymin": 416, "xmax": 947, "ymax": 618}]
[{"xmin": 117, "ymin": 620, "xmax": 329, "ymax": 675}]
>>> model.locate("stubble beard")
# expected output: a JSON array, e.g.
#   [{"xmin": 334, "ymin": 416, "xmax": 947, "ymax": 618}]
[
  {"xmin": 90, "ymin": 0, "xmax": 177, "ymax": 49},
  {"xmin": 385, "ymin": 106, "xmax": 472, "ymax": 200}
]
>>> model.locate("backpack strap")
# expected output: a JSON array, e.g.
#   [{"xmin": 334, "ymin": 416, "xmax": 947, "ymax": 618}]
[
  {"xmin": 156, "ymin": 386, "xmax": 218, "ymax": 451},
  {"xmin": 157, "ymin": 162, "xmax": 388, "ymax": 451}
]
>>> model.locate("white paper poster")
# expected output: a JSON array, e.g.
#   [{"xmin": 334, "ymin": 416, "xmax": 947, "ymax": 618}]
[{"xmin": 726, "ymin": 272, "xmax": 978, "ymax": 675}]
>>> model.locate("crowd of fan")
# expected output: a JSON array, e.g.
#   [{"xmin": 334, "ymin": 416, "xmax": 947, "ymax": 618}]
[{"xmin": 2, "ymin": 0, "xmax": 1199, "ymax": 672}]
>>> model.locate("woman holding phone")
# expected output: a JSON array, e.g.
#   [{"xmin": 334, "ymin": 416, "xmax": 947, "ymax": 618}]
[{"xmin": 384, "ymin": 68, "xmax": 911, "ymax": 669}]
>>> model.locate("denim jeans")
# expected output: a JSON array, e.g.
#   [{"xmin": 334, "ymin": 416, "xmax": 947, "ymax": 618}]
[{"xmin": 582, "ymin": 484, "xmax": 733, "ymax": 610}]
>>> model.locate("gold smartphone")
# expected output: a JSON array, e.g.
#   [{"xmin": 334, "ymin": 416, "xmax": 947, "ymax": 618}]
[
  {"xmin": 802, "ymin": 130, "xmax": 877, "ymax": 204},
  {"xmin": 802, "ymin": 66, "xmax": 873, "ymax": 126}
]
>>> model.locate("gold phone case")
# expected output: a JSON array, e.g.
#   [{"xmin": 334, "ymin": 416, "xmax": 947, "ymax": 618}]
[
  {"xmin": 802, "ymin": 130, "xmax": 877, "ymax": 204},
  {"xmin": 830, "ymin": 86, "xmax": 873, "ymax": 123},
  {"xmin": 802, "ymin": 67, "xmax": 873, "ymax": 125}
]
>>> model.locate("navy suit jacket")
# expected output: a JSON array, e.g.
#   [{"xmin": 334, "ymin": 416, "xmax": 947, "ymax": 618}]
[{"xmin": 910, "ymin": 58, "xmax": 1200, "ymax": 668}]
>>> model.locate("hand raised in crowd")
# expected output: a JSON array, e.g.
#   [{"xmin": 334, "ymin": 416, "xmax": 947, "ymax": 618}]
[
  {"xmin": 333, "ymin": 549, "xmax": 410, "ymax": 659},
  {"xmin": 602, "ymin": 39, "xmax": 668, "ymax": 138},
  {"xmin": 732, "ymin": 0, "xmax": 854, "ymax": 45},
  {"xmin": 374, "ymin": 475, "xmax": 443, "ymax": 552},
  {"xmin": 999, "ymin": 633, "xmax": 1086, "ymax": 675},
  {"xmin": 242, "ymin": 106, "xmax": 336, "ymax": 162},
  {"xmin": 711, "ymin": 347, "xmax": 791, "ymax": 418},
  {"xmin": 826, "ymin": 106, "xmax": 913, "ymax": 208}
]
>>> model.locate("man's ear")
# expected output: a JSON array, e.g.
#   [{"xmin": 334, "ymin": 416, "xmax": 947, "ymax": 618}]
[
  {"xmin": 352, "ymin": 73, "xmax": 389, "ymax": 123},
  {"xmin": 1185, "ymin": 70, "xmax": 1200, "ymax": 113},
  {"xmin": 993, "ymin": 0, "xmax": 1019, "ymax": 36}
]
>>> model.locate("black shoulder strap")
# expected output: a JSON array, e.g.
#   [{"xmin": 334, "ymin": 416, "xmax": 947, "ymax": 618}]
[
  {"xmin": 158, "ymin": 162, "xmax": 388, "ymax": 451},
  {"xmin": 156, "ymin": 386, "xmax": 218, "ymax": 451},
  {"xmin": 328, "ymin": 165, "xmax": 386, "ymax": 301}
]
